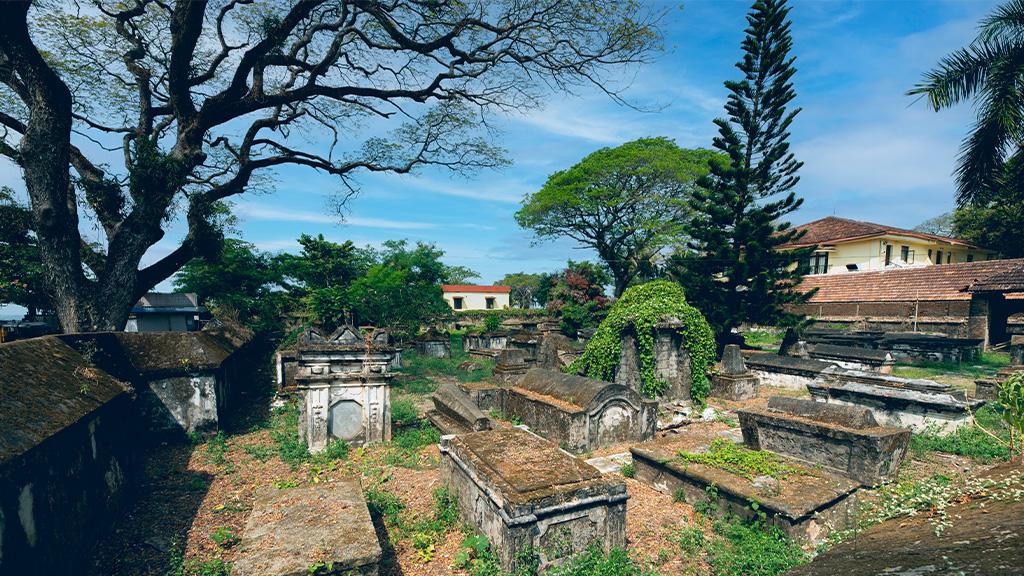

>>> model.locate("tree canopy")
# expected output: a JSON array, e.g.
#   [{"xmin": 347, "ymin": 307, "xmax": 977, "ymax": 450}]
[
  {"xmin": 0, "ymin": 186, "xmax": 47, "ymax": 318},
  {"xmin": 516, "ymin": 138, "xmax": 721, "ymax": 296},
  {"xmin": 498, "ymin": 272, "xmax": 545, "ymax": 308},
  {"xmin": 669, "ymin": 0, "xmax": 812, "ymax": 341},
  {"xmin": 0, "ymin": 0, "xmax": 665, "ymax": 332}
]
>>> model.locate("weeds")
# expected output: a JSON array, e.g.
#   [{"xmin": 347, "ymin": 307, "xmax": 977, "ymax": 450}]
[
  {"xmin": 209, "ymin": 526, "xmax": 239, "ymax": 549},
  {"xmin": 911, "ymin": 405, "xmax": 1010, "ymax": 462},
  {"xmin": 243, "ymin": 444, "xmax": 274, "ymax": 462},
  {"xmin": 269, "ymin": 403, "xmax": 310, "ymax": 467},
  {"xmin": 706, "ymin": 515, "xmax": 807, "ymax": 576},
  {"xmin": 620, "ymin": 462, "xmax": 636, "ymax": 478},
  {"xmin": 678, "ymin": 439, "xmax": 799, "ymax": 480},
  {"xmin": 391, "ymin": 397, "xmax": 420, "ymax": 427}
]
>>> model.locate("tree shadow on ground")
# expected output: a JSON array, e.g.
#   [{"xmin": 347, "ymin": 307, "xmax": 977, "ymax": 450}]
[{"xmin": 370, "ymin": 513, "xmax": 406, "ymax": 576}]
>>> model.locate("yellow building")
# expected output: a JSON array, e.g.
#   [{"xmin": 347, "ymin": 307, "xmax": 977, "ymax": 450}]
[
  {"xmin": 780, "ymin": 216, "xmax": 998, "ymax": 275},
  {"xmin": 441, "ymin": 285, "xmax": 511, "ymax": 311}
]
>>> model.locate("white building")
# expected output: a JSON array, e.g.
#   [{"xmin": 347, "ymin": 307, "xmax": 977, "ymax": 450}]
[{"xmin": 441, "ymin": 285, "xmax": 511, "ymax": 311}]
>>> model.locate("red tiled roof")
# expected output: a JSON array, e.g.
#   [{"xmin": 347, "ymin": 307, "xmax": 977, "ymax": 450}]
[
  {"xmin": 778, "ymin": 216, "xmax": 982, "ymax": 250},
  {"xmin": 797, "ymin": 259, "xmax": 1024, "ymax": 302},
  {"xmin": 441, "ymin": 285, "xmax": 511, "ymax": 294}
]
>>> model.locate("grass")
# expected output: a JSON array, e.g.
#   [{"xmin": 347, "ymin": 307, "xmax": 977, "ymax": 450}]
[
  {"xmin": 399, "ymin": 342, "xmax": 495, "ymax": 384},
  {"xmin": 741, "ymin": 328, "xmax": 786, "ymax": 352},
  {"xmin": 705, "ymin": 516, "xmax": 807, "ymax": 576},
  {"xmin": 910, "ymin": 405, "xmax": 1011, "ymax": 462},
  {"xmin": 891, "ymin": 351, "xmax": 1011, "ymax": 390},
  {"xmin": 678, "ymin": 438, "xmax": 799, "ymax": 480}
]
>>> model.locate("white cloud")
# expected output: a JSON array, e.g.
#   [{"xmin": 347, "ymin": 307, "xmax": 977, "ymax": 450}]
[{"xmin": 234, "ymin": 201, "xmax": 437, "ymax": 230}]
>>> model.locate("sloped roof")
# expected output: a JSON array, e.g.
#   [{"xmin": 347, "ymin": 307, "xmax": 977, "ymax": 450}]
[
  {"xmin": 441, "ymin": 284, "xmax": 511, "ymax": 294},
  {"xmin": 134, "ymin": 292, "xmax": 199, "ymax": 311},
  {"xmin": 1, "ymin": 336, "xmax": 128, "ymax": 464},
  {"xmin": 798, "ymin": 259, "xmax": 1024, "ymax": 302},
  {"xmin": 778, "ymin": 216, "xmax": 982, "ymax": 250},
  {"xmin": 114, "ymin": 331, "xmax": 235, "ymax": 375}
]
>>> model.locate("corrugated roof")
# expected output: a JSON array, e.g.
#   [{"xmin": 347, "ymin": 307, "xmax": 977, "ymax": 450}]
[
  {"xmin": 778, "ymin": 216, "xmax": 982, "ymax": 250},
  {"xmin": 798, "ymin": 259, "xmax": 1024, "ymax": 302},
  {"xmin": 0, "ymin": 336, "xmax": 128, "ymax": 464},
  {"xmin": 441, "ymin": 285, "xmax": 511, "ymax": 294}
]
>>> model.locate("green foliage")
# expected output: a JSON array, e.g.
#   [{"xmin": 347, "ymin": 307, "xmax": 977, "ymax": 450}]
[
  {"xmin": 619, "ymin": 462, "xmax": 636, "ymax": 478},
  {"xmin": 742, "ymin": 329, "xmax": 786, "ymax": 351},
  {"xmin": 498, "ymin": 272, "xmax": 545, "ymax": 308},
  {"xmin": 180, "ymin": 558, "xmax": 231, "ymax": 576},
  {"xmin": 669, "ymin": 0, "xmax": 812, "ymax": 340},
  {"xmin": 453, "ymin": 533, "xmax": 502, "ymax": 576},
  {"xmin": 910, "ymin": 405, "xmax": 1010, "ymax": 462},
  {"xmin": 483, "ymin": 313, "xmax": 502, "ymax": 333},
  {"xmin": 569, "ymin": 280, "xmax": 715, "ymax": 402},
  {"xmin": 409, "ymin": 488, "xmax": 461, "ymax": 563},
  {"xmin": 541, "ymin": 260, "xmax": 612, "ymax": 333},
  {"xmin": 707, "ymin": 516, "xmax": 807, "ymax": 576},
  {"xmin": 391, "ymin": 397, "xmax": 420, "ymax": 427},
  {"xmin": 399, "ymin": 348, "xmax": 493, "ymax": 384},
  {"xmin": 0, "ymin": 186, "xmax": 48, "ymax": 315},
  {"xmin": 205, "ymin": 432, "xmax": 230, "ymax": 468},
  {"xmin": 516, "ymin": 138, "xmax": 723, "ymax": 296},
  {"xmin": 243, "ymin": 444, "xmax": 274, "ymax": 462},
  {"xmin": 546, "ymin": 546, "xmax": 656, "ymax": 576},
  {"xmin": 209, "ymin": 526, "xmax": 239, "ymax": 549},
  {"xmin": 669, "ymin": 525, "xmax": 705, "ymax": 555},
  {"xmin": 365, "ymin": 485, "xmax": 406, "ymax": 528},
  {"xmin": 997, "ymin": 371, "xmax": 1024, "ymax": 458},
  {"xmin": 319, "ymin": 439, "xmax": 350, "ymax": 462},
  {"xmin": 453, "ymin": 535, "xmax": 652, "ymax": 576},
  {"xmin": 678, "ymin": 438, "xmax": 798, "ymax": 480},
  {"xmin": 953, "ymin": 199, "xmax": 1024, "ymax": 257},
  {"xmin": 269, "ymin": 403, "xmax": 310, "ymax": 467}
]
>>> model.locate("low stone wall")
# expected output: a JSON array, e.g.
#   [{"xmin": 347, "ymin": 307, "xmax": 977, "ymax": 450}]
[
  {"xmin": 805, "ymin": 344, "xmax": 893, "ymax": 373},
  {"xmin": 743, "ymin": 353, "xmax": 835, "ymax": 391},
  {"xmin": 0, "ymin": 337, "xmax": 139, "ymax": 575},
  {"xmin": 234, "ymin": 480, "xmax": 382, "ymax": 575},
  {"xmin": 465, "ymin": 332, "xmax": 510, "ymax": 351},
  {"xmin": 630, "ymin": 431, "xmax": 858, "ymax": 544},
  {"xmin": 738, "ymin": 397, "xmax": 910, "ymax": 486},
  {"xmin": 440, "ymin": 428, "xmax": 627, "ymax": 571},
  {"xmin": 809, "ymin": 367, "xmax": 985, "ymax": 433},
  {"xmin": 415, "ymin": 339, "xmax": 450, "ymax": 359}
]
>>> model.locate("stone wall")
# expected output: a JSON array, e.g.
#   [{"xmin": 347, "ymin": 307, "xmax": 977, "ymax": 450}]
[
  {"xmin": 616, "ymin": 321, "xmax": 693, "ymax": 402},
  {"xmin": 743, "ymin": 353, "xmax": 835, "ymax": 391},
  {"xmin": 0, "ymin": 337, "xmax": 139, "ymax": 575}
]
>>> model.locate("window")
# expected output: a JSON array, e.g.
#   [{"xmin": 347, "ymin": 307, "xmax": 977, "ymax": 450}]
[
  {"xmin": 846, "ymin": 264, "xmax": 859, "ymax": 271},
  {"xmin": 453, "ymin": 297, "xmax": 464, "ymax": 310},
  {"xmin": 935, "ymin": 250, "xmax": 943, "ymax": 265},
  {"xmin": 485, "ymin": 297, "xmax": 496, "ymax": 310},
  {"xmin": 900, "ymin": 246, "xmax": 909, "ymax": 263},
  {"xmin": 947, "ymin": 252, "xmax": 952, "ymax": 264},
  {"xmin": 967, "ymin": 254, "xmax": 975, "ymax": 262},
  {"xmin": 884, "ymin": 244, "xmax": 893, "ymax": 265},
  {"xmin": 805, "ymin": 252, "xmax": 828, "ymax": 275}
]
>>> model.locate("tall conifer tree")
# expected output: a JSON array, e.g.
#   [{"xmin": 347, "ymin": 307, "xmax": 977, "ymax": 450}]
[{"xmin": 669, "ymin": 0, "xmax": 813, "ymax": 342}]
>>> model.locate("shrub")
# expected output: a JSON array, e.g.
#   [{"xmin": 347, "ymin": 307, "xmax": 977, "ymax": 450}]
[
  {"xmin": 707, "ymin": 516, "xmax": 807, "ymax": 576},
  {"xmin": 318, "ymin": 439, "xmax": 350, "ymax": 462},
  {"xmin": 569, "ymin": 280, "xmax": 715, "ymax": 403},
  {"xmin": 619, "ymin": 463, "xmax": 636, "ymax": 478},
  {"xmin": 997, "ymin": 372, "xmax": 1024, "ymax": 459},
  {"xmin": 670, "ymin": 525, "xmax": 706, "ymax": 555},
  {"xmin": 678, "ymin": 438, "xmax": 798, "ymax": 480},
  {"xmin": 483, "ymin": 313, "xmax": 503, "ymax": 333},
  {"xmin": 391, "ymin": 397, "xmax": 420, "ymax": 427},
  {"xmin": 910, "ymin": 405, "xmax": 1010, "ymax": 462},
  {"xmin": 269, "ymin": 403, "xmax": 310, "ymax": 466}
]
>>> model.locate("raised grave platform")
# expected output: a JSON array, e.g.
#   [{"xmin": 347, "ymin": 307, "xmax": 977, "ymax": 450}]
[
  {"xmin": 440, "ymin": 427, "xmax": 627, "ymax": 571},
  {"xmin": 743, "ymin": 352, "xmax": 835, "ymax": 391},
  {"xmin": 457, "ymin": 380, "xmax": 505, "ymax": 413},
  {"xmin": 427, "ymin": 382, "xmax": 493, "ymax": 435},
  {"xmin": 504, "ymin": 368, "xmax": 657, "ymax": 453},
  {"xmin": 809, "ymin": 367, "xmax": 985, "ymax": 433},
  {"xmin": 234, "ymin": 480, "xmax": 381, "ymax": 575},
  {"xmin": 805, "ymin": 344, "xmax": 894, "ymax": 373},
  {"xmin": 974, "ymin": 365, "xmax": 1023, "ymax": 400},
  {"xmin": 492, "ymin": 348, "xmax": 531, "ymax": 385},
  {"xmin": 710, "ymin": 344, "xmax": 759, "ymax": 401},
  {"xmin": 630, "ymin": 430, "xmax": 858, "ymax": 544},
  {"xmin": 737, "ymin": 397, "xmax": 909, "ymax": 486}
]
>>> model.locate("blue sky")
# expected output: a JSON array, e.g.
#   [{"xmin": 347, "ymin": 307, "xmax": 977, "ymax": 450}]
[{"xmin": 0, "ymin": 0, "xmax": 1006, "ymax": 318}]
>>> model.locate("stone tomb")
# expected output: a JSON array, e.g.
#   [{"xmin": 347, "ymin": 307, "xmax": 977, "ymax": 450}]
[
  {"xmin": 492, "ymin": 348, "xmax": 531, "ymax": 385},
  {"xmin": 1011, "ymin": 334, "xmax": 1024, "ymax": 365},
  {"xmin": 440, "ymin": 427, "xmax": 627, "ymax": 571},
  {"xmin": 427, "ymin": 382, "xmax": 493, "ymax": 435},
  {"xmin": 504, "ymin": 368, "xmax": 658, "ymax": 453},
  {"xmin": 808, "ymin": 366, "xmax": 985, "ymax": 433},
  {"xmin": 275, "ymin": 348, "xmax": 298, "ymax": 389},
  {"xmin": 975, "ymin": 365, "xmax": 1024, "ymax": 400},
  {"xmin": 415, "ymin": 329, "xmax": 451, "ymax": 358},
  {"xmin": 743, "ymin": 352, "xmax": 836, "ymax": 391},
  {"xmin": 234, "ymin": 479, "xmax": 382, "ymax": 576},
  {"xmin": 616, "ymin": 319, "xmax": 694, "ymax": 402},
  {"xmin": 710, "ymin": 344, "xmax": 759, "ymax": 401},
  {"xmin": 630, "ymin": 430, "xmax": 859, "ymax": 544},
  {"xmin": 803, "ymin": 344, "xmax": 894, "ymax": 374},
  {"xmin": 737, "ymin": 397, "xmax": 910, "ymax": 486},
  {"xmin": 294, "ymin": 327, "xmax": 394, "ymax": 452}
]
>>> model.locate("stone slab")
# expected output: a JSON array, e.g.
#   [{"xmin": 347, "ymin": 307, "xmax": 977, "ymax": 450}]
[
  {"xmin": 429, "ymin": 382, "xmax": 492, "ymax": 434},
  {"xmin": 738, "ymin": 397, "xmax": 910, "ymax": 486},
  {"xmin": 440, "ymin": 428, "xmax": 627, "ymax": 571},
  {"xmin": 234, "ymin": 480, "xmax": 381, "ymax": 576},
  {"xmin": 710, "ymin": 372, "xmax": 759, "ymax": 401},
  {"xmin": 630, "ymin": 431, "xmax": 858, "ymax": 544},
  {"xmin": 743, "ymin": 352, "xmax": 835, "ymax": 391},
  {"xmin": 721, "ymin": 344, "xmax": 747, "ymax": 375}
]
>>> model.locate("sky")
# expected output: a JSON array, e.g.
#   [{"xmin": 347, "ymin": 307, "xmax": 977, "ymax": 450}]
[{"xmin": 0, "ymin": 0, "xmax": 1007, "ymax": 319}]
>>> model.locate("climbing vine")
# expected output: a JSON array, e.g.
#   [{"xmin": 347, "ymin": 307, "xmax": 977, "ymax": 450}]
[{"xmin": 568, "ymin": 280, "xmax": 716, "ymax": 403}]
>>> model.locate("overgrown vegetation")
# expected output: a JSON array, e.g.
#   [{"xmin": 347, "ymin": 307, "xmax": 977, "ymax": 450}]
[
  {"xmin": 705, "ymin": 515, "xmax": 808, "ymax": 576},
  {"xmin": 911, "ymin": 405, "xmax": 1011, "ymax": 462},
  {"xmin": 891, "ymin": 351, "xmax": 1010, "ymax": 385},
  {"xmin": 452, "ymin": 534, "xmax": 655, "ymax": 576},
  {"xmin": 678, "ymin": 438, "xmax": 799, "ymax": 480},
  {"xmin": 569, "ymin": 280, "xmax": 716, "ymax": 402}
]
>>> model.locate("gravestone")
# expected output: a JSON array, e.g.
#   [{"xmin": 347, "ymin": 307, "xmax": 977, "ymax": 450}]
[
  {"xmin": 440, "ymin": 427, "xmax": 627, "ymax": 572},
  {"xmin": 234, "ymin": 480, "xmax": 382, "ymax": 575},
  {"xmin": 427, "ymin": 382, "xmax": 493, "ymax": 435},
  {"xmin": 1011, "ymin": 335, "xmax": 1024, "ymax": 365},
  {"xmin": 503, "ymin": 368, "xmax": 657, "ymax": 453},
  {"xmin": 492, "ymin": 348, "xmax": 531, "ymax": 385},
  {"xmin": 294, "ymin": 327, "xmax": 394, "ymax": 452},
  {"xmin": 743, "ymin": 352, "xmax": 835, "ymax": 391},
  {"xmin": 738, "ymin": 397, "xmax": 910, "ymax": 486},
  {"xmin": 710, "ymin": 345, "xmax": 759, "ymax": 401},
  {"xmin": 805, "ymin": 344, "xmax": 894, "ymax": 374},
  {"xmin": 415, "ymin": 329, "xmax": 451, "ymax": 359}
]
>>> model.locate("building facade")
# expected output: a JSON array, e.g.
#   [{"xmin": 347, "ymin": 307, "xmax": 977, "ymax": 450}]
[
  {"xmin": 441, "ymin": 285, "xmax": 511, "ymax": 311},
  {"xmin": 780, "ymin": 217, "xmax": 998, "ymax": 275}
]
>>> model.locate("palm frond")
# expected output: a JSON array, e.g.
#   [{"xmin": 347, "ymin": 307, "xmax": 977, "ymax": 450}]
[
  {"xmin": 908, "ymin": 38, "xmax": 1024, "ymax": 110},
  {"xmin": 979, "ymin": 0, "xmax": 1024, "ymax": 43}
]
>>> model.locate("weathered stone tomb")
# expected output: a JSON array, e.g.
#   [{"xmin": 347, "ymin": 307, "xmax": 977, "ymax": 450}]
[
  {"xmin": 1010, "ymin": 334, "xmax": 1024, "ymax": 365},
  {"xmin": 709, "ymin": 344, "xmax": 759, "ymax": 401},
  {"xmin": 234, "ymin": 479, "xmax": 382, "ymax": 576},
  {"xmin": 414, "ymin": 329, "xmax": 451, "ymax": 358},
  {"xmin": 294, "ymin": 327, "xmax": 394, "ymax": 452},
  {"xmin": 427, "ymin": 382, "xmax": 493, "ymax": 435},
  {"xmin": 743, "ymin": 352, "xmax": 835, "ymax": 391},
  {"xmin": 275, "ymin": 348, "xmax": 298, "ymax": 389},
  {"xmin": 630, "ymin": 428, "xmax": 859, "ymax": 544},
  {"xmin": 803, "ymin": 343, "xmax": 894, "ymax": 373},
  {"xmin": 616, "ymin": 319, "xmax": 693, "ymax": 402},
  {"xmin": 808, "ymin": 366, "xmax": 985, "ymax": 433},
  {"xmin": 737, "ymin": 397, "xmax": 910, "ymax": 486},
  {"xmin": 504, "ymin": 368, "xmax": 658, "ymax": 453},
  {"xmin": 492, "ymin": 348, "xmax": 531, "ymax": 385},
  {"xmin": 440, "ymin": 427, "xmax": 627, "ymax": 571}
]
